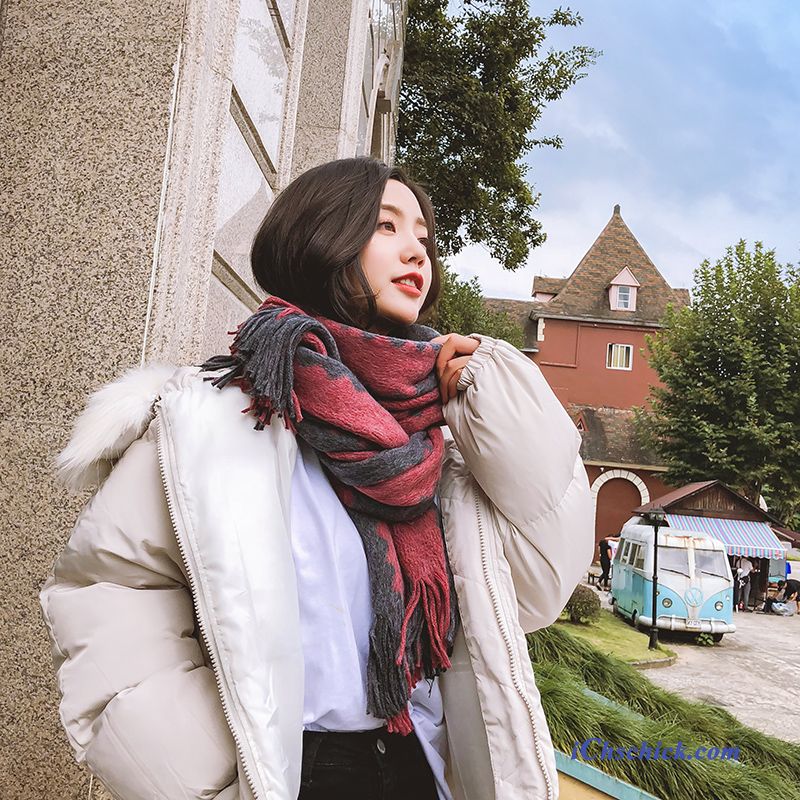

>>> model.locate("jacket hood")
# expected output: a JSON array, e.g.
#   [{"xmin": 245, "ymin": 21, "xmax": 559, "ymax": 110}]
[{"xmin": 56, "ymin": 363, "xmax": 185, "ymax": 492}]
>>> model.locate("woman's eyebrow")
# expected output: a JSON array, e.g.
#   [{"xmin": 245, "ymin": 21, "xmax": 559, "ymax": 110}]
[{"xmin": 380, "ymin": 203, "xmax": 428, "ymax": 229}]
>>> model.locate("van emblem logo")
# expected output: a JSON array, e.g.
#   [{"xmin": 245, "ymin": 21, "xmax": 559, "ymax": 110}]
[{"xmin": 684, "ymin": 588, "xmax": 703, "ymax": 607}]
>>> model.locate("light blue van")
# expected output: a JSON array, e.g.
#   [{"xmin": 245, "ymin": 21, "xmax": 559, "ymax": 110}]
[{"xmin": 610, "ymin": 518, "xmax": 736, "ymax": 641}]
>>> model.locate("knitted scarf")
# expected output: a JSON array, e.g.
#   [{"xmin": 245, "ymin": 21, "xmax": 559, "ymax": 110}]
[{"xmin": 201, "ymin": 296, "xmax": 459, "ymax": 734}]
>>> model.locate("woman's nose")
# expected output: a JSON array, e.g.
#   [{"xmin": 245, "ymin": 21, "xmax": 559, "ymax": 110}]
[{"xmin": 404, "ymin": 234, "xmax": 427, "ymax": 263}]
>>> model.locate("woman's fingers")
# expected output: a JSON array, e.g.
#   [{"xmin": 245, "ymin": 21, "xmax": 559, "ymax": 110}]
[
  {"xmin": 446, "ymin": 365, "xmax": 462, "ymax": 402},
  {"xmin": 439, "ymin": 355, "xmax": 473, "ymax": 404},
  {"xmin": 431, "ymin": 334, "xmax": 479, "ymax": 400},
  {"xmin": 432, "ymin": 335, "xmax": 457, "ymax": 376}
]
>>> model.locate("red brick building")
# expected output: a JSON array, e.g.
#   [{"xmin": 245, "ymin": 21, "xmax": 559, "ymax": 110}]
[{"xmin": 485, "ymin": 205, "xmax": 690, "ymax": 546}]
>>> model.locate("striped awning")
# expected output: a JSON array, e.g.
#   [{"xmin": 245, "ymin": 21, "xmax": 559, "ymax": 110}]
[{"xmin": 666, "ymin": 514, "xmax": 787, "ymax": 559}]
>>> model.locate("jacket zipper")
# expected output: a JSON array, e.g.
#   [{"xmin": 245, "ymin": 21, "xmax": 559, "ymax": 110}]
[
  {"xmin": 155, "ymin": 411, "xmax": 262, "ymax": 800},
  {"xmin": 474, "ymin": 486, "xmax": 555, "ymax": 800}
]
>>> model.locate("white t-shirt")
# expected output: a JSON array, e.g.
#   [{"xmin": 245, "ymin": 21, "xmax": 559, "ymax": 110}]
[
  {"xmin": 290, "ymin": 441, "xmax": 452, "ymax": 800},
  {"xmin": 738, "ymin": 558, "xmax": 753, "ymax": 577}
]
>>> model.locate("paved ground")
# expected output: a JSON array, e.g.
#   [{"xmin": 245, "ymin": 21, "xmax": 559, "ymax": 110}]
[
  {"xmin": 644, "ymin": 610, "xmax": 800, "ymax": 742},
  {"xmin": 588, "ymin": 579, "xmax": 800, "ymax": 742}
]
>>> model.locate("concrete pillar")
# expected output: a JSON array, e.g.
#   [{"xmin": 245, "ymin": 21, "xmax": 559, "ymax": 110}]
[{"xmin": 291, "ymin": 0, "xmax": 370, "ymax": 177}]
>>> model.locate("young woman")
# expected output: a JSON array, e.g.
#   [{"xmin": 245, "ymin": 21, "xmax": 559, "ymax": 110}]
[{"xmin": 41, "ymin": 158, "xmax": 594, "ymax": 800}]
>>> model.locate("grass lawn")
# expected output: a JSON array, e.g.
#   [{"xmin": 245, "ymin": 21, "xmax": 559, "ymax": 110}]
[{"xmin": 556, "ymin": 609, "xmax": 676, "ymax": 664}]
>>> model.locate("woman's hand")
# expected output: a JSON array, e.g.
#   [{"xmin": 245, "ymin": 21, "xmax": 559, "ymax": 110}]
[{"xmin": 431, "ymin": 333, "xmax": 480, "ymax": 404}]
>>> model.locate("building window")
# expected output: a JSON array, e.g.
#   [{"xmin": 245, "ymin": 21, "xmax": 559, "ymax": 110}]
[
  {"xmin": 609, "ymin": 283, "xmax": 637, "ymax": 310},
  {"xmin": 607, "ymin": 343, "xmax": 633, "ymax": 370}
]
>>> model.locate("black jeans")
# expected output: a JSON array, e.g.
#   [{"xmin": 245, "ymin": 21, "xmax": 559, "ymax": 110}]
[{"xmin": 298, "ymin": 727, "xmax": 439, "ymax": 800}]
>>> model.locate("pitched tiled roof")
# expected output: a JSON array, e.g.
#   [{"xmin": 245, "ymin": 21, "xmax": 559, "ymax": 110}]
[
  {"xmin": 635, "ymin": 481, "xmax": 717, "ymax": 511},
  {"xmin": 530, "ymin": 206, "xmax": 690, "ymax": 325},
  {"xmin": 773, "ymin": 526, "xmax": 800, "ymax": 548},
  {"xmin": 635, "ymin": 481, "xmax": 784, "ymax": 525},
  {"xmin": 568, "ymin": 404, "xmax": 666, "ymax": 467},
  {"xmin": 482, "ymin": 298, "xmax": 539, "ymax": 350},
  {"xmin": 532, "ymin": 276, "xmax": 567, "ymax": 295}
]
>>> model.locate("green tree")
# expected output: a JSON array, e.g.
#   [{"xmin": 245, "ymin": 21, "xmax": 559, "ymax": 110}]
[
  {"xmin": 635, "ymin": 242, "xmax": 800, "ymax": 524},
  {"xmin": 431, "ymin": 263, "xmax": 524, "ymax": 347},
  {"xmin": 397, "ymin": 0, "xmax": 598, "ymax": 271}
]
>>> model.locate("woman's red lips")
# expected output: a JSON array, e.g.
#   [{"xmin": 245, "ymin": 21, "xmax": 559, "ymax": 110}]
[
  {"xmin": 392, "ymin": 272, "xmax": 423, "ymax": 291},
  {"xmin": 393, "ymin": 281, "xmax": 422, "ymax": 297}
]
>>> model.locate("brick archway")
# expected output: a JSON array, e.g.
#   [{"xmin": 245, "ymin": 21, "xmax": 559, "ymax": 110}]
[
  {"xmin": 590, "ymin": 469, "xmax": 650, "ymax": 544},
  {"xmin": 590, "ymin": 468, "xmax": 650, "ymax": 505}
]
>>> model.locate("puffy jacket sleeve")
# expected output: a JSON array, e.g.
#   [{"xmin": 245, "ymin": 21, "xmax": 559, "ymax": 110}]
[
  {"xmin": 442, "ymin": 334, "xmax": 595, "ymax": 632},
  {"xmin": 39, "ymin": 423, "xmax": 237, "ymax": 799}
]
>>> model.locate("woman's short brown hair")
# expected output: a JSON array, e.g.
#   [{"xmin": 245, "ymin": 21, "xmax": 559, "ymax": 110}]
[{"xmin": 250, "ymin": 157, "xmax": 441, "ymax": 329}]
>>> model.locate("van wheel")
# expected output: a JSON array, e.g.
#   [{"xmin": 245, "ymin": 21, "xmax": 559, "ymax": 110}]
[{"xmin": 712, "ymin": 633, "xmax": 724, "ymax": 643}]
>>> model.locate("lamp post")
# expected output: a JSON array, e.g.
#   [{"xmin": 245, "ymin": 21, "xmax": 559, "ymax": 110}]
[{"xmin": 642, "ymin": 507, "xmax": 666, "ymax": 650}]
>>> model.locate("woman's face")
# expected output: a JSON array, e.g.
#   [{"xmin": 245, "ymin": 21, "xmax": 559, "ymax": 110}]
[{"xmin": 361, "ymin": 179, "xmax": 432, "ymax": 331}]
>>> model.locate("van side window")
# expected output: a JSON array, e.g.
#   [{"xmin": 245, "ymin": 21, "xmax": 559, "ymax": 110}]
[
  {"xmin": 621, "ymin": 540, "xmax": 631, "ymax": 563},
  {"xmin": 633, "ymin": 546, "xmax": 646, "ymax": 570}
]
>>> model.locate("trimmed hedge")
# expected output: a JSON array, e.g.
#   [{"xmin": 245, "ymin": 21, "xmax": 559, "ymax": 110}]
[{"xmin": 564, "ymin": 584, "xmax": 601, "ymax": 624}]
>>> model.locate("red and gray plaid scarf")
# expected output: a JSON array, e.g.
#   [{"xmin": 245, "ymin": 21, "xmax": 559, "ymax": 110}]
[{"xmin": 202, "ymin": 296, "xmax": 459, "ymax": 734}]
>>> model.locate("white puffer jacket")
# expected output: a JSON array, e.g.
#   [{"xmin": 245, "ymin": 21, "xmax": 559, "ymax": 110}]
[{"xmin": 40, "ymin": 335, "xmax": 594, "ymax": 800}]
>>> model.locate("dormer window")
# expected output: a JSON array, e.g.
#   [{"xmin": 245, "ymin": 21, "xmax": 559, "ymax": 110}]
[
  {"xmin": 616, "ymin": 286, "xmax": 632, "ymax": 309},
  {"xmin": 608, "ymin": 267, "xmax": 640, "ymax": 311}
]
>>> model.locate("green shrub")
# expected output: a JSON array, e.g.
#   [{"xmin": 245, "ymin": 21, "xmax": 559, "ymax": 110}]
[{"xmin": 564, "ymin": 584, "xmax": 601, "ymax": 624}]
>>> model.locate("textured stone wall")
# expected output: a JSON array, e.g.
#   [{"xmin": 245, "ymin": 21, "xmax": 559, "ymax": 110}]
[{"xmin": 0, "ymin": 1, "xmax": 237, "ymax": 795}]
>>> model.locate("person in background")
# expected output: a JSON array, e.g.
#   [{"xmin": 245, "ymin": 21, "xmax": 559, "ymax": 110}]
[
  {"xmin": 762, "ymin": 579, "xmax": 786, "ymax": 614},
  {"xmin": 598, "ymin": 537, "xmax": 613, "ymax": 590},
  {"xmin": 738, "ymin": 556, "xmax": 754, "ymax": 611},
  {"xmin": 760, "ymin": 577, "xmax": 798, "ymax": 613}
]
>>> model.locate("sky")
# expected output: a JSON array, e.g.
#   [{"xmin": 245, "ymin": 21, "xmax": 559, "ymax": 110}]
[{"xmin": 449, "ymin": 0, "xmax": 800, "ymax": 299}]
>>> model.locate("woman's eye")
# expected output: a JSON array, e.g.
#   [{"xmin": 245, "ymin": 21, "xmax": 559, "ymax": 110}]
[
  {"xmin": 418, "ymin": 237, "xmax": 430, "ymax": 247},
  {"xmin": 379, "ymin": 220, "xmax": 395, "ymax": 231}
]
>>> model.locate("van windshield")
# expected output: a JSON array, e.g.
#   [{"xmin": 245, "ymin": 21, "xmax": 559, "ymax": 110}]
[
  {"xmin": 694, "ymin": 549, "xmax": 729, "ymax": 578},
  {"xmin": 659, "ymin": 546, "xmax": 690, "ymax": 577}
]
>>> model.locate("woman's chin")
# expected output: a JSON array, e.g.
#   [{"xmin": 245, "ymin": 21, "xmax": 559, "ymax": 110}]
[
  {"xmin": 377, "ymin": 305, "xmax": 420, "ymax": 328},
  {"xmin": 370, "ymin": 311, "xmax": 419, "ymax": 334}
]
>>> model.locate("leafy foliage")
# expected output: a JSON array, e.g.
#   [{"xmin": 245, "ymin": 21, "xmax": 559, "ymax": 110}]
[
  {"xmin": 635, "ymin": 242, "xmax": 800, "ymax": 524},
  {"xmin": 564, "ymin": 584, "xmax": 601, "ymax": 624},
  {"xmin": 397, "ymin": 0, "xmax": 598, "ymax": 270},
  {"xmin": 430, "ymin": 263, "xmax": 524, "ymax": 346}
]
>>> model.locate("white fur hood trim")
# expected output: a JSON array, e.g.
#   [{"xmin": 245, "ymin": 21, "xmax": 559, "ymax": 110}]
[{"xmin": 56, "ymin": 364, "xmax": 184, "ymax": 492}]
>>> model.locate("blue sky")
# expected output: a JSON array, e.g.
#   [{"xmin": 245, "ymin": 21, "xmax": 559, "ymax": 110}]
[{"xmin": 450, "ymin": 0, "xmax": 800, "ymax": 299}]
